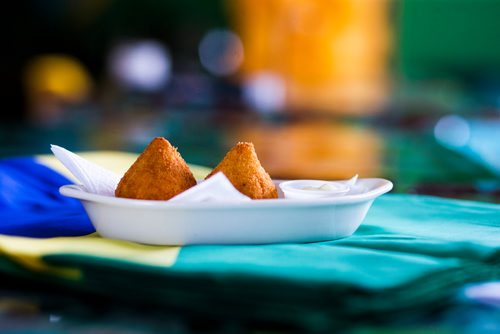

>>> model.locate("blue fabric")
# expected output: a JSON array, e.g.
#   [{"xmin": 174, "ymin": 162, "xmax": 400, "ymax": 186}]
[{"xmin": 0, "ymin": 157, "xmax": 94, "ymax": 237}]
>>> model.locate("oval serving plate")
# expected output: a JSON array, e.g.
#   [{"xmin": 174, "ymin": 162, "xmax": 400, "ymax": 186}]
[{"xmin": 60, "ymin": 178, "xmax": 392, "ymax": 245}]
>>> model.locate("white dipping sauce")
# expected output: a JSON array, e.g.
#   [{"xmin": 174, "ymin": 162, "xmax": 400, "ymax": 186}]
[
  {"xmin": 279, "ymin": 179, "xmax": 352, "ymax": 199},
  {"xmin": 301, "ymin": 184, "xmax": 335, "ymax": 191}
]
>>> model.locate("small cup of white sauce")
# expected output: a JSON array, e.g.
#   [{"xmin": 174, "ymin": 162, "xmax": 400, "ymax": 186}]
[{"xmin": 278, "ymin": 179, "xmax": 351, "ymax": 199}]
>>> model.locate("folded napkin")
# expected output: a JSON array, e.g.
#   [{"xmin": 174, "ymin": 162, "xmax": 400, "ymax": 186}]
[
  {"xmin": 50, "ymin": 145, "xmax": 121, "ymax": 196},
  {"xmin": 0, "ymin": 154, "xmax": 499, "ymax": 331}
]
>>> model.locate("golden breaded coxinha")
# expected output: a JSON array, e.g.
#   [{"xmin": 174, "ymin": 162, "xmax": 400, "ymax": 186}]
[
  {"xmin": 206, "ymin": 142, "xmax": 278, "ymax": 199},
  {"xmin": 115, "ymin": 137, "xmax": 197, "ymax": 200}
]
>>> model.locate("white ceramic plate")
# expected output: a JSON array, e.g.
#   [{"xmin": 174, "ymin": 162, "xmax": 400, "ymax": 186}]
[{"xmin": 60, "ymin": 178, "xmax": 392, "ymax": 245}]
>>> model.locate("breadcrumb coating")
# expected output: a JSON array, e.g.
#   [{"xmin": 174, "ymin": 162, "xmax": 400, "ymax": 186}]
[
  {"xmin": 206, "ymin": 142, "xmax": 278, "ymax": 199},
  {"xmin": 115, "ymin": 137, "xmax": 196, "ymax": 200}
]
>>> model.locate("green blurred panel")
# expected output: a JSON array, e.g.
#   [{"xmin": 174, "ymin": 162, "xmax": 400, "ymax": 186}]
[{"xmin": 398, "ymin": 0, "xmax": 500, "ymax": 78}]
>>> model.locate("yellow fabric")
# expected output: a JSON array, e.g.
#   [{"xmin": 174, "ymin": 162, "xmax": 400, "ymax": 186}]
[
  {"xmin": 36, "ymin": 151, "xmax": 211, "ymax": 181},
  {"xmin": 5, "ymin": 152, "xmax": 209, "ymax": 278},
  {"xmin": 0, "ymin": 234, "xmax": 180, "ymax": 279}
]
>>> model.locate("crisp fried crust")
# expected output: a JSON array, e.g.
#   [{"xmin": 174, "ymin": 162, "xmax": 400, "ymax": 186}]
[
  {"xmin": 206, "ymin": 142, "xmax": 278, "ymax": 199},
  {"xmin": 115, "ymin": 137, "xmax": 196, "ymax": 200}
]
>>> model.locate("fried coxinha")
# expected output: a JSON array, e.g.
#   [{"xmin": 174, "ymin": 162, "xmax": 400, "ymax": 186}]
[
  {"xmin": 115, "ymin": 137, "xmax": 197, "ymax": 200},
  {"xmin": 205, "ymin": 142, "xmax": 278, "ymax": 199},
  {"xmin": 115, "ymin": 138, "xmax": 278, "ymax": 200}
]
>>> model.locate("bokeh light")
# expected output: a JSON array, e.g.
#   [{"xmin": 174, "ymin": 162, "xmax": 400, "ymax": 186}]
[
  {"xmin": 24, "ymin": 55, "xmax": 93, "ymax": 126},
  {"xmin": 109, "ymin": 40, "xmax": 171, "ymax": 91},
  {"xmin": 243, "ymin": 72, "xmax": 285, "ymax": 113},
  {"xmin": 24, "ymin": 55, "xmax": 92, "ymax": 102},
  {"xmin": 198, "ymin": 29, "xmax": 244, "ymax": 76},
  {"xmin": 434, "ymin": 115, "xmax": 471, "ymax": 148},
  {"xmin": 464, "ymin": 282, "xmax": 500, "ymax": 308}
]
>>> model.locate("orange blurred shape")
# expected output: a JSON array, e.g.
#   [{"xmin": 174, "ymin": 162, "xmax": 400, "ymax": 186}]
[
  {"xmin": 24, "ymin": 55, "xmax": 92, "ymax": 102},
  {"xmin": 24, "ymin": 55, "xmax": 92, "ymax": 125},
  {"xmin": 229, "ymin": 0, "xmax": 390, "ymax": 114},
  {"xmin": 230, "ymin": 121, "xmax": 383, "ymax": 180}
]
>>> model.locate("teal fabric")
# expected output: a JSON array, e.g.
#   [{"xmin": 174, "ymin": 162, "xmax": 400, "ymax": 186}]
[
  {"xmin": 172, "ymin": 195, "xmax": 499, "ymax": 289},
  {"xmin": 34, "ymin": 194, "xmax": 500, "ymax": 330}
]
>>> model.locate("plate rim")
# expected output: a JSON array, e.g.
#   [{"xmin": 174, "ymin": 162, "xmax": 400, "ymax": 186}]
[{"xmin": 60, "ymin": 178, "xmax": 393, "ymax": 209}]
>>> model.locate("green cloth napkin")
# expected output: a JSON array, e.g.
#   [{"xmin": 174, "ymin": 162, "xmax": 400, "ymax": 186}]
[{"xmin": 1, "ymin": 194, "xmax": 499, "ymax": 331}]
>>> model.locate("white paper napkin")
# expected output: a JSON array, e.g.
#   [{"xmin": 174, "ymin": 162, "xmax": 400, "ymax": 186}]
[
  {"xmin": 51, "ymin": 145, "xmax": 250, "ymax": 202},
  {"xmin": 169, "ymin": 172, "xmax": 251, "ymax": 202},
  {"xmin": 51, "ymin": 145, "xmax": 121, "ymax": 196}
]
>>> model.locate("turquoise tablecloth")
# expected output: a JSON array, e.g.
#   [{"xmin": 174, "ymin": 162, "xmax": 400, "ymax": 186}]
[{"xmin": 0, "ymin": 155, "xmax": 499, "ymax": 331}]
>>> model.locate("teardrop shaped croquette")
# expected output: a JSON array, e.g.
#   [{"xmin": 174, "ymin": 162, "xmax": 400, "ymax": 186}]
[
  {"xmin": 206, "ymin": 142, "xmax": 278, "ymax": 199},
  {"xmin": 115, "ymin": 137, "xmax": 196, "ymax": 200}
]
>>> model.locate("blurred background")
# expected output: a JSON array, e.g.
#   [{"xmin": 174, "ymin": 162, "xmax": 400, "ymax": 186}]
[{"xmin": 1, "ymin": 0, "xmax": 500, "ymax": 202}]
